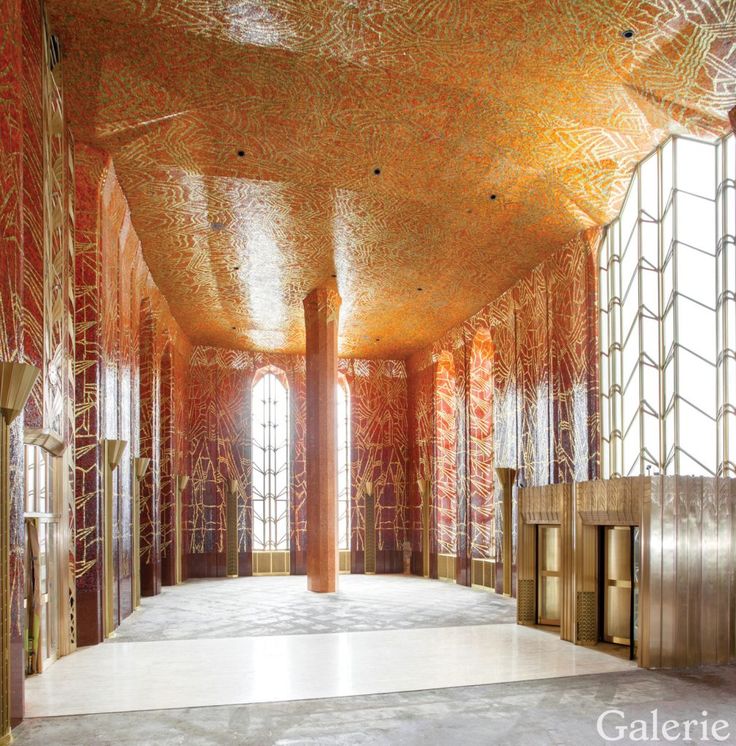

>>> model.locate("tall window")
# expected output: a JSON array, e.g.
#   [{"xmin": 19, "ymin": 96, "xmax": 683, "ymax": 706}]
[
  {"xmin": 599, "ymin": 132, "xmax": 735, "ymax": 478},
  {"xmin": 337, "ymin": 375, "xmax": 351, "ymax": 551},
  {"xmin": 252, "ymin": 367, "xmax": 290, "ymax": 551}
]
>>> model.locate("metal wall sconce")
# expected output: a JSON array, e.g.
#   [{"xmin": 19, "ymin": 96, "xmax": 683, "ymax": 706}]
[
  {"xmin": 364, "ymin": 480, "xmax": 376, "ymax": 574},
  {"xmin": 102, "ymin": 439, "xmax": 128, "ymax": 638},
  {"xmin": 226, "ymin": 478, "xmax": 239, "ymax": 578},
  {"xmin": 174, "ymin": 475, "xmax": 190, "ymax": 585},
  {"xmin": 131, "ymin": 457, "xmax": 150, "ymax": 609},
  {"xmin": 0, "ymin": 362, "xmax": 40, "ymax": 745}
]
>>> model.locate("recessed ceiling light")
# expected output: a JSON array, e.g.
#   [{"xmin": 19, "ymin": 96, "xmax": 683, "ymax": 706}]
[
  {"xmin": 621, "ymin": 28, "xmax": 634, "ymax": 39},
  {"xmin": 373, "ymin": 167, "xmax": 381, "ymax": 176}
]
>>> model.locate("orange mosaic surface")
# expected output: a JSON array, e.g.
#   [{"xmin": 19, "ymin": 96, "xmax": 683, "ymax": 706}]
[{"xmin": 47, "ymin": 1, "xmax": 734, "ymax": 357}]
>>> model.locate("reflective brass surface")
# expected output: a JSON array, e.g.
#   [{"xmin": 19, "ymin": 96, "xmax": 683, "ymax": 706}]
[
  {"xmin": 495, "ymin": 468, "xmax": 516, "ymax": 596},
  {"xmin": 364, "ymin": 482, "xmax": 375, "ymax": 575},
  {"xmin": 538, "ymin": 526, "xmax": 560, "ymax": 626},
  {"xmin": 174, "ymin": 476, "xmax": 190, "ymax": 585},
  {"xmin": 226, "ymin": 480, "xmax": 239, "ymax": 578},
  {"xmin": 603, "ymin": 527, "xmax": 632, "ymax": 645},
  {"xmin": 418, "ymin": 479, "xmax": 431, "ymax": 579}
]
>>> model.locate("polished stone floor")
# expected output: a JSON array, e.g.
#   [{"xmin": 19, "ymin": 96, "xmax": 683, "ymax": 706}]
[
  {"xmin": 110, "ymin": 574, "xmax": 517, "ymax": 641},
  {"xmin": 14, "ymin": 666, "xmax": 736, "ymax": 745},
  {"xmin": 15, "ymin": 576, "xmax": 736, "ymax": 745}
]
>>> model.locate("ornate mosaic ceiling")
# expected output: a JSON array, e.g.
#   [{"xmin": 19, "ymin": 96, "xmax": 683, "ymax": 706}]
[{"xmin": 47, "ymin": 1, "xmax": 734, "ymax": 357}]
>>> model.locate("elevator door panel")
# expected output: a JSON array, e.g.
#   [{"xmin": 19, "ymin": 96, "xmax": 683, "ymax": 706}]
[
  {"xmin": 537, "ymin": 525, "xmax": 560, "ymax": 626},
  {"xmin": 604, "ymin": 526, "xmax": 632, "ymax": 645}
]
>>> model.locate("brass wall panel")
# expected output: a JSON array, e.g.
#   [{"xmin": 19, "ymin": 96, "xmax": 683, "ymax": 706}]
[
  {"xmin": 226, "ymin": 488, "xmax": 238, "ymax": 578},
  {"xmin": 635, "ymin": 476, "xmax": 735, "ymax": 668},
  {"xmin": 517, "ymin": 579, "xmax": 536, "ymax": 626},
  {"xmin": 603, "ymin": 527, "xmax": 632, "ymax": 645},
  {"xmin": 364, "ymin": 492, "xmax": 376, "ymax": 574},
  {"xmin": 471, "ymin": 558, "xmax": 495, "ymax": 589},
  {"xmin": 437, "ymin": 553, "xmax": 456, "ymax": 582},
  {"xmin": 253, "ymin": 551, "xmax": 290, "ymax": 576},
  {"xmin": 518, "ymin": 477, "xmax": 736, "ymax": 668}
]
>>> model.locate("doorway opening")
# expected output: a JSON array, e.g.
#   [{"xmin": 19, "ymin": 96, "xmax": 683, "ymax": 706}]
[
  {"xmin": 598, "ymin": 526, "xmax": 639, "ymax": 660},
  {"xmin": 23, "ymin": 445, "xmax": 61, "ymax": 674},
  {"xmin": 536, "ymin": 525, "xmax": 560, "ymax": 627}
]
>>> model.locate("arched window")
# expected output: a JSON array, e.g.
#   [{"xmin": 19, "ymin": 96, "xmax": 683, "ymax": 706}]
[
  {"xmin": 599, "ymin": 132, "xmax": 735, "ymax": 478},
  {"xmin": 252, "ymin": 367, "xmax": 290, "ymax": 551},
  {"xmin": 336, "ymin": 375, "xmax": 351, "ymax": 551}
]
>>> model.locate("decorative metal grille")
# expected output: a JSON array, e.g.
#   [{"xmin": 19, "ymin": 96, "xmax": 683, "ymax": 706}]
[
  {"xmin": 251, "ymin": 368, "xmax": 290, "ymax": 551},
  {"xmin": 600, "ymin": 133, "xmax": 736, "ymax": 478},
  {"xmin": 337, "ymin": 376, "xmax": 351, "ymax": 551}
]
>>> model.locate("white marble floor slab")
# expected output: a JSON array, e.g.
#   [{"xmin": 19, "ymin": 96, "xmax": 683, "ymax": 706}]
[{"xmin": 25, "ymin": 624, "xmax": 634, "ymax": 717}]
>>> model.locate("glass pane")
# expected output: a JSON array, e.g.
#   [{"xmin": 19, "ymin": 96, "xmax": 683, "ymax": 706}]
[
  {"xmin": 676, "ymin": 138, "xmax": 716, "ymax": 199},
  {"xmin": 25, "ymin": 446, "xmax": 36, "ymax": 513},
  {"xmin": 251, "ymin": 370, "xmax": 290, "ymax": 551}
]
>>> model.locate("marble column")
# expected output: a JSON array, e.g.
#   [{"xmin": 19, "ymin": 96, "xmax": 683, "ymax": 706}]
[{"xmin": 303, "ymin": 287, "xmax": 341, "ymax": 593}]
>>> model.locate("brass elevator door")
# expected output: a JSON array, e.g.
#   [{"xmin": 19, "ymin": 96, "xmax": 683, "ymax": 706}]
[
  {"xmin": 537, "ymin": 525, "xmax": 560, "ymax": 626},
  {"xmin": 603, "ymin": 526, "xmax": 632, "ymax": 646}
]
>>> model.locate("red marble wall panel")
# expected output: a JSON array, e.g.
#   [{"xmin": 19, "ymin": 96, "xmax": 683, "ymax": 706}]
[
  {"xmin": 159, "ymin": 343, "xmax": 175, "ymax": 585},
  {"xmin": 549, "ymin": 231, "xmax": 600, "ymax": 483},
  {"xmin": 186, "ymin": 350, "xmax": 407, "ymax": 575},
  {"xmin": 407, "ymin": 228, "xmax": 602, "ymax": 590},
  {"xmin": 1, "ymin": 1, "xmax": 27, "ymax": 725},
  {"xmin": 73, "ymin": 145, "xmax": 190, "ymax": 642},
  {"xmin": 343, "ymin": 358, "xmax": 407, "ymax": 570},
  {"xmin": 515, "ymin": 265, "xmax": 552, "ymax": 488},
  {"xmin": 435, "ymin": 352, "xmax": 457, "ymax": 556},
  {"xmin": 406, "ymin": 357, "xmax": 434, "ymax": 572},
  {"xmin": 20, "ymin": 0, "xmax": 43, "ymax": 428},
  {"xmin": 468, "ymin": 329, "xmax": 494, "ymax": 559}
]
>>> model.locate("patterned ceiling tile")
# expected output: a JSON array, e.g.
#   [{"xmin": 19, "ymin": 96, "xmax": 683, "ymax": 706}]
[{"xmin": 47, "ymin": 0, "xmax": 735, "ymax": 356}]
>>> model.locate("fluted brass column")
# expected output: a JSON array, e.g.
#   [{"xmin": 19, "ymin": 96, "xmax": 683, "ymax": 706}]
[
  {"xmin": 226, "ymin": 478, "xmax": 239, "ymax": 578},
  {"xmin": 495, "ymin": 467, "xmax": 517, "ymax": 596},
  {"xmin": 174, "ymin": 475, "xmax": 189, "ymax": 584},
  {"xmin": 102, "ymin": 439, "xmax": 127, "ymax": 638},
  {"xmin": 132, "ymin": 457, "xmax": 150, "ymax": 609},
  {"xmin": 364, "ymin": 481, "xmax": 376, "ymax": 574},
  {"xmin": 417, "ymin": 478, "xmax": 431, "ymax": 578},
  {"xmin": 1, "ymin": 362, "xmax": 39, "ymax": 746}
]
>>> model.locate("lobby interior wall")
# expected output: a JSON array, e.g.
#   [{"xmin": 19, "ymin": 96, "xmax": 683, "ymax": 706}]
[
  {"xmin": 73, "ymin": 144, "xmax": 191, "ymax": 644},
  {"xmin": 407, "ymin": 227, "xmax": 602, "ymax": 592},
  {"xmin": 186, "ymin": 349, "xmax": 408, "ymax": 577}
]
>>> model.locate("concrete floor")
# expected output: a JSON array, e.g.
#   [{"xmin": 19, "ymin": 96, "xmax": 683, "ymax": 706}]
[{"xmin": 14, "ymin": 666, "xmax": 736, "ymax": 745}]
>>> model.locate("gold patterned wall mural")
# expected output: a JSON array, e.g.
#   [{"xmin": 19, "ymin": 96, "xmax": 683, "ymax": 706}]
[
  {"xmin": 407, "ymin": 228, "xmax": 602, "ymax": 589},
  {"xmin": 45, "ymin": 1, "xmax": 734, "ymax": 358}
]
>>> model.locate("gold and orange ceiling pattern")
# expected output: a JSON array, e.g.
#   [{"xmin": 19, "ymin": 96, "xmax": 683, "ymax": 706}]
[{"xmin": 48, "ymin": 1, "xmax": 734, "ymax": 357}]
